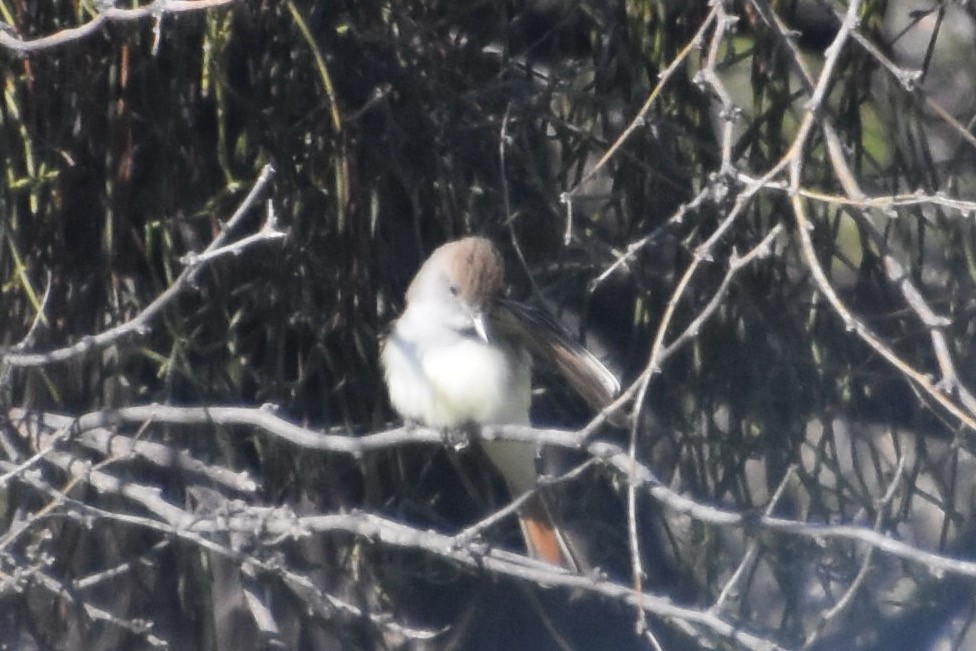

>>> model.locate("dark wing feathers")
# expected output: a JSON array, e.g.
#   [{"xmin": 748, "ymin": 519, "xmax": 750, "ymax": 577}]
[{"xmin": 493, "ymin": 299, "xmax": 620, "ymax": 412}]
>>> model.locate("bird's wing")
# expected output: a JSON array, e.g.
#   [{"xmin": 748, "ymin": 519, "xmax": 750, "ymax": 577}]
[{"xmin": 493, "ymin": 299, "xmax": 620, "ymax": 412}]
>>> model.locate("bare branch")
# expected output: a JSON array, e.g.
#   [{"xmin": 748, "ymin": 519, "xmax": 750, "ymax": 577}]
[
  {"xmin": 10, "ymin": 405, "xmax": 976, "ymax": 583},
  {"xmin": 0, "ymin": 0, "xmax": 238, "ymax": 54},
  {"xmin": 1, "ymin": 164, "xmax": 279, "ymax": 367}
]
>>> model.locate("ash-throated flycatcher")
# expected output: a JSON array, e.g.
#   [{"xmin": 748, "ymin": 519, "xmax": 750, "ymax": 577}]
[{"xmin": 381, "ymin": 236, "xmax": 619, "ymax": 569}]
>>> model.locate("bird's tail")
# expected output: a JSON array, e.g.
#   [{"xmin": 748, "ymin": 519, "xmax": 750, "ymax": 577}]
[
  {"xmin": 481, "ymin": 438, "xmax": 583, "ymax": 571},
  {"xmin": 519, "ymin": 490, "xmax": 583, "ymax": 572}
]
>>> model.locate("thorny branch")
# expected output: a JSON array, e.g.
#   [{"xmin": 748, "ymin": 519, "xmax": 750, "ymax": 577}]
[
  {"xmin": 1, "ymin": 164, "xmax": 281, "ymax": 368},
  {"xmin": 0, "ymin": 0, "xmax": 239, "ymax": 54},
  {"xmin": 555, "ymin": 1, "xmax": 976, "ymax": 642},
  {"xmin": 8, "ymin": 404, "xmax": 976, "ymax": 581},
  {"xmin": 5, "ymin": 0, "xmax": 976, "ymax": 648}
]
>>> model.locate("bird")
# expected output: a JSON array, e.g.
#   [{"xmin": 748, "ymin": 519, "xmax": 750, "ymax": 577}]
[{"xmin": 381, "ymin": 236, "xmax": 619, "ymax": 569}]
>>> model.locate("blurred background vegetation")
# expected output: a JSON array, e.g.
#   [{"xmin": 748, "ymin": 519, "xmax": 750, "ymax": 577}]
[{"xmin": 3, "ymin": 0, "xmax": 976, "ymax": 649}]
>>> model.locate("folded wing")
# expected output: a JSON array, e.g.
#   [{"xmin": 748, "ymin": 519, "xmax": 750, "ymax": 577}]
[{"xmin": 493, "ymin": 299, "xmax": 620, "ymax": 412}]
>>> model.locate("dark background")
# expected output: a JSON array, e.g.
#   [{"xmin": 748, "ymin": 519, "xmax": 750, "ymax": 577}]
[{"xmin": 3, "ymin": 1, "xmax": 976, "ymax": 649}]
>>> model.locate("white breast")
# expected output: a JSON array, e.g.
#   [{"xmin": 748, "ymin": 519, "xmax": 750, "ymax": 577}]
[
  {"xmin": 381, "ymin": 305, "xmax": 537, "ymax": 495},
  {"xmin": 382, "ymin": 325, "xmax": 531, "ymax": 427}
]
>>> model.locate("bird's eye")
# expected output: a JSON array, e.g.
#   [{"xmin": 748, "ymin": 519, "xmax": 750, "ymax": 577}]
[{"xmin": 449, "ymin": 284, "xmax": 460, "ymax": 296}]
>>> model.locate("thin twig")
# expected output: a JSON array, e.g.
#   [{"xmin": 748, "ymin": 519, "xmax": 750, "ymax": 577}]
[
  {"xmin": 2, "ymin": 164, "xmax": 279, "ymax": 367},
  {"xmin": 0, "ymin": 0, "xmax": 237, "ymax": 53}
]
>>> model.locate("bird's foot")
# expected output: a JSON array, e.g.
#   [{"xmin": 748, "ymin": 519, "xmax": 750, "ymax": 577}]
[{"xmin": 442, "ymin": 424, "xmax": 475, "ymax": 452}]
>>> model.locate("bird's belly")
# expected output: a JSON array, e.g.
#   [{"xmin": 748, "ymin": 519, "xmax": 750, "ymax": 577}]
[{"xmin": 383, "ymin": 335, "xmax": 531, "ymax": 427}]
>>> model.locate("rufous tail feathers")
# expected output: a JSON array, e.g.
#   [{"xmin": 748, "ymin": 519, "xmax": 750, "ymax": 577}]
[{"xmin": 518, "ymin": 492, "xmax": 581, "ymax": 571}]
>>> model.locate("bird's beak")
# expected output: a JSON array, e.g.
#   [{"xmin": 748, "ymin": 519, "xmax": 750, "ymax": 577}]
[{"xmin": 471, "ymin": 311, "xmax": 490, "ymax": 343}]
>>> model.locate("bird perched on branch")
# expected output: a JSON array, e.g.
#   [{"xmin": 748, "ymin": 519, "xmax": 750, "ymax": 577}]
[{"xmin": 382, "ymin": 236, "xmax": 619, "ymax": 569}]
